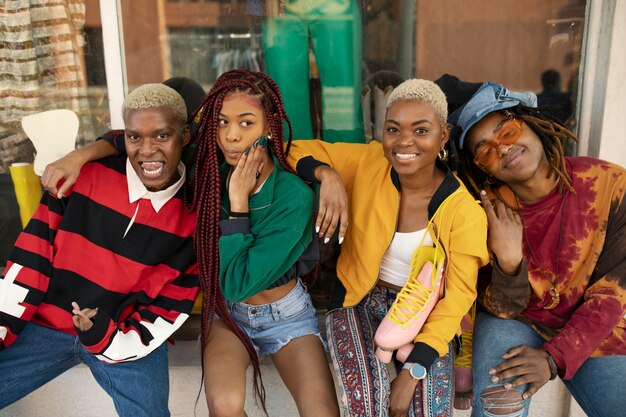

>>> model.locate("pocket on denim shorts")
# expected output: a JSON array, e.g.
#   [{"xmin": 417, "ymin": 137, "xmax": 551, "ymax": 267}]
[{"xmin": 275, "ymin": 281, "xmax": 314, "ymax": 320}]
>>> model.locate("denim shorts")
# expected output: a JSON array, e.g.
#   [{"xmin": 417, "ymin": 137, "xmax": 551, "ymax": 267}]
[{"xmin": 227, "ymin": 279, "xmax": 324, "ymax": 357}]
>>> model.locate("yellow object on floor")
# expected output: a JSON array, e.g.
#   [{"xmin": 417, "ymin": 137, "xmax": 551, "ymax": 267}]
[
  {"xmin": 192, "ymin": 293, "xmax": 203, "ymax": 315},
  {"xmin": 9, "ymin": 162, "xmax": 42, "ymax": 228}
]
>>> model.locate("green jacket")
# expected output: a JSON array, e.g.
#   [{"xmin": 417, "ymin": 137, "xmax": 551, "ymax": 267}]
[{"xmin": 218, "ymin": 159, "xmax": 316, "ymax": 302}]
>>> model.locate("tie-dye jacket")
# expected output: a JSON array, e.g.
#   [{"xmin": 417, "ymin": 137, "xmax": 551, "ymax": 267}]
[{"xmin": 480, "ymin": 156, "xmax": 626, "ymax": 380}]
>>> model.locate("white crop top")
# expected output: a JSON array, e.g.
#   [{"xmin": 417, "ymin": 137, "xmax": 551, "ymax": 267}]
[{"xmin": 378, "ymin": 228, "xmax": 434, "ymax": 287}]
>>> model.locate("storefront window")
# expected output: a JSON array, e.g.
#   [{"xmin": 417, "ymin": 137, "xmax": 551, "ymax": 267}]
[
  {"xmin": 120, "ymin": 0, "xmax": 585, "ymax": 139},
  {"xmin": 0, "ymin": 0, "xmax": 108, "ymax": 264},
  {"xmin": 0, "ymin": 0, "xmax": 586, "ymax": 265}
]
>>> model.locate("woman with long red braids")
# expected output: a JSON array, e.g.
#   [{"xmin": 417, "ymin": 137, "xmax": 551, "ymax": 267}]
[
  {"xmin": 186, "ymin": 69, "xmax": 338, "ymax": 416},
  {"xmin": 41, "ymin": 70, "xmax": 340, "ymax": 416}
]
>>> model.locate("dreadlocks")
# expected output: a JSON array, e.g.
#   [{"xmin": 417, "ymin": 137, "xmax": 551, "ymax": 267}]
[
  {"xmin": 184, "ymin": 69, "xmax": 294, "ymax": 410},
  {"xmin": 457, "ymin": 105, "xmax": 578, "ymax": 200}
]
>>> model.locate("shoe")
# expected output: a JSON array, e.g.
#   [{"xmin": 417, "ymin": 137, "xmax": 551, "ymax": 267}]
[{"xmin": 374, "ymin": 246, "xmax": 443, "ymax": 363}]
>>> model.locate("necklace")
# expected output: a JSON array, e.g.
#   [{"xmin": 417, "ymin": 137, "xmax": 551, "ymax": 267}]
[{"xmin": 516, "ymin": 191, "xmax": 568, "ymax": 310}]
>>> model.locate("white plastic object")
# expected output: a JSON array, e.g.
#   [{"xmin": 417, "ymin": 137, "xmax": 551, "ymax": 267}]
[{"xmin": 21, "ymin": 109, "xmax": 79, "ymax": 175}]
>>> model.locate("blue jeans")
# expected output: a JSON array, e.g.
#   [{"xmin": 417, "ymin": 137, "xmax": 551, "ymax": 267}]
[
  {"xmin": 471, "ymin": 312, "xmax": 626, "ymax": 417},
  {"xmin": 0, "ymin": 322, "xmax": 170, "ymax": 416}
]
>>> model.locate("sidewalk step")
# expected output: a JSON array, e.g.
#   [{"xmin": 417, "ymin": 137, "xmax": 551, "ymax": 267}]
[
  {"xmin": 1, "ymin": 314, "xmax": 586, "ymax": 417},
  {"xmin": 1, "ymin": 341, "xmax": 299, "ymax": 417}
]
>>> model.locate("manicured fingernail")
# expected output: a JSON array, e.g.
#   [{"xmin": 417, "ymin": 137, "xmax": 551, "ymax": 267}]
[
  {"xmin": 259, "ymin": 136, "xmax": 267, "ymax": 149},
  {"xmin": 504, "ymin": 383, "xmax": 512, "ymax": 389},
  {"xmin": 488, "ymin": 369, "xmax": 495, "ymax": 375},
  {"xmin": 318, "ymin": 232, "xmax": 324, "ymax": 238},
  {"xmin": 315, "ymin": 226, "xmax": 320, "ymax": 233},
  {"xmin": 522, "ymin": 394, "xmax": 528, "ymax": 399},
  {"xmin": 492, "ymin": 376, "xmax": 499, "ymax": 383},
  {"xmin": 338, "ymin": 237, "xmax": 344, "ymax": 244},
  {"xmin": 324, "ymin": 237, "xmax": 330, "ymax": 244},
  {"xmin": 244, "ymin": 146, "xmax": 251, "ymax": 155}
]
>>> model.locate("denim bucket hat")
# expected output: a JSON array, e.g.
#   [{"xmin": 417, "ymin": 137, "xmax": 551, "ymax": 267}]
[{"xmin": 449, "ymin": 81, "xmax": 537, "ymax": 149}]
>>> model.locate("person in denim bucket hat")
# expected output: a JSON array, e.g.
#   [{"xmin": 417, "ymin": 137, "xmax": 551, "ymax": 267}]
[
  {"xmin": 450, "ymin": 82, "xmax": 626, "ymax": 417},
  {"xmin": 449, "ymin": 81, "xmax": 537, "ymax": 151}
]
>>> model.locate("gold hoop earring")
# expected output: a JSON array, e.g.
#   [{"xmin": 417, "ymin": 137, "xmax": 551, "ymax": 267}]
[{"xmin": 438, "ymin": 148, "xmax": 448, "ymax": 161}]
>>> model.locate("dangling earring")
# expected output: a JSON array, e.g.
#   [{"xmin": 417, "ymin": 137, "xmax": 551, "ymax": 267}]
[
  {"xmin": 486, "ymin": 174, "xmax": 496, "ymax": 184},
  {"xmin": 267, "ymin": 133, "xmax": 272, "ymax": 141},
  {"xmin": 438, "ymin": 148, "xmax": 448, "ymax": 161},
  {"xmin": 382, "ymin": 150, "xmax": 385, "ymax": 156}
]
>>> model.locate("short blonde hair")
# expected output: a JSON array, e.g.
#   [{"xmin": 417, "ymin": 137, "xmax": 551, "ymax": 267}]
[
  {"xmin": 386, "ymin": 79, "xmax": 448, "ymax": 125},
  {"xmin": 122, "ymin": 83, "xmax": 187, "ymax": 125}
]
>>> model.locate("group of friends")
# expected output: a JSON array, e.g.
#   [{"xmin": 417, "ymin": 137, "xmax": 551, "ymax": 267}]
[{"xmin": 0, "ymin": 69, "xmax": 624, "ymax": 417}]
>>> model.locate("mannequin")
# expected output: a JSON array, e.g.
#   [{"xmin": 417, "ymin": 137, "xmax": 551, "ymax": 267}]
[{"xmin": 262, "ymin": 0, "xmax": 365, "ymax": 143}]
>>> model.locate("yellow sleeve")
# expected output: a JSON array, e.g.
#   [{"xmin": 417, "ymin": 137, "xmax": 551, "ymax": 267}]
[
  {"xmin": 286, "ymin": 139, "xmax": 375, "ymax": 189},
  {"xmin": 415, "ymin": 197, "xmax": 490, "ymax": 356}
]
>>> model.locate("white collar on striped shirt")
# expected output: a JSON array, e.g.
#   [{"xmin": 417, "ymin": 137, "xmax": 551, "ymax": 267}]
[{"xmin": 125, "ymin": 158, "xmax": 186, "ymax": 213}]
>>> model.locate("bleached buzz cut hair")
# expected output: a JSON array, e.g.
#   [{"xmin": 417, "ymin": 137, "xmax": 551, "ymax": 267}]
[
  {"xmin": 386, "ymin": 79, "xmax": 448, "ymax": 125},
  {"xmin": 122, "ymin": 83, "xmax": 187, "ymax": 125}
]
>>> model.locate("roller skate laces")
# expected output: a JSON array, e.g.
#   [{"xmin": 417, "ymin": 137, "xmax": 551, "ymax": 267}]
[
  {"xmin": 387, "ymin": 245, "xmax": 442, "ymax": 330},
  {"xmin": 388, "ymin": 269, "xmax": 435, "ymax": 329},
  {"xmin": 374, "ymin": 246, "xmax": 443, "ymax": 364}
]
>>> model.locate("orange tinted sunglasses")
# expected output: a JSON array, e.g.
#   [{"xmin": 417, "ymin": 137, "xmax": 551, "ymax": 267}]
[{"xmin": 473, "ymin": 119, "xmax": 523, "ymax": 167}]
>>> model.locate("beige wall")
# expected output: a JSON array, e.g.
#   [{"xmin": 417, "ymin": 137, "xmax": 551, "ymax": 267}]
[
  {"xmin": 597, "ymin": 0, "xmax": 626, "ymax": 167},
  {"xmin": 415, "ymin": 0, "xmax": 584, "ymax": 93}
]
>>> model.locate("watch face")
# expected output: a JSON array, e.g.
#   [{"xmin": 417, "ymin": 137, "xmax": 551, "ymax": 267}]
[{"xmin": 410, "ymin": 363, "xmax": 427, "ymax": 380}]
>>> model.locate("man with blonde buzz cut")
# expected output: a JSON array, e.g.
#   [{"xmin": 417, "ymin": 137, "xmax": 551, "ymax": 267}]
[{"xmin": 0, "ymin": 84, "xmax": 199, "ymax": 417}]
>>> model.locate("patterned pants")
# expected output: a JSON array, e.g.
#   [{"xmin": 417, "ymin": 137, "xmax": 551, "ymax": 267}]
[{"xmin": 326, "ymin": 286, "xmax": 453, "ymax": 417}]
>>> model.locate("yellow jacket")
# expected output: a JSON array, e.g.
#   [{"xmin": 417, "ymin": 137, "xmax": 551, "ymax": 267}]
[{"xmin": 288, "ymin": 140, "xmax": 490, "ymax": 363}]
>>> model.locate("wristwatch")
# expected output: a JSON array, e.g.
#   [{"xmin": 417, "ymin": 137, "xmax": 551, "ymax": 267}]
[{"xmin": 402, "ymin": 362, "xmax": 427, "ymax": 380}]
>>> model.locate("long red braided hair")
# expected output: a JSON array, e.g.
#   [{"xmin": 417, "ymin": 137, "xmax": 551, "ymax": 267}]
[{"xmin": 184, "ymin": 69, "xmax": 294, "ymax": 408}]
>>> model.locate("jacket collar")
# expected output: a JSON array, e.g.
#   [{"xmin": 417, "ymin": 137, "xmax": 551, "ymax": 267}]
[{"xmin": 389, "ymin": 160, "xmax": 460, "ymax": 220}]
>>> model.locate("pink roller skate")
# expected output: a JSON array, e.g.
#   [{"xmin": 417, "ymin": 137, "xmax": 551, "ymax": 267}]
[
  {"xmin": 395, "ymin": 343, "xmax": 414, "ymax": 363},
  {"xmin": 374, "ymin": 246, "xmax": 443, "ymax": 363}
]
